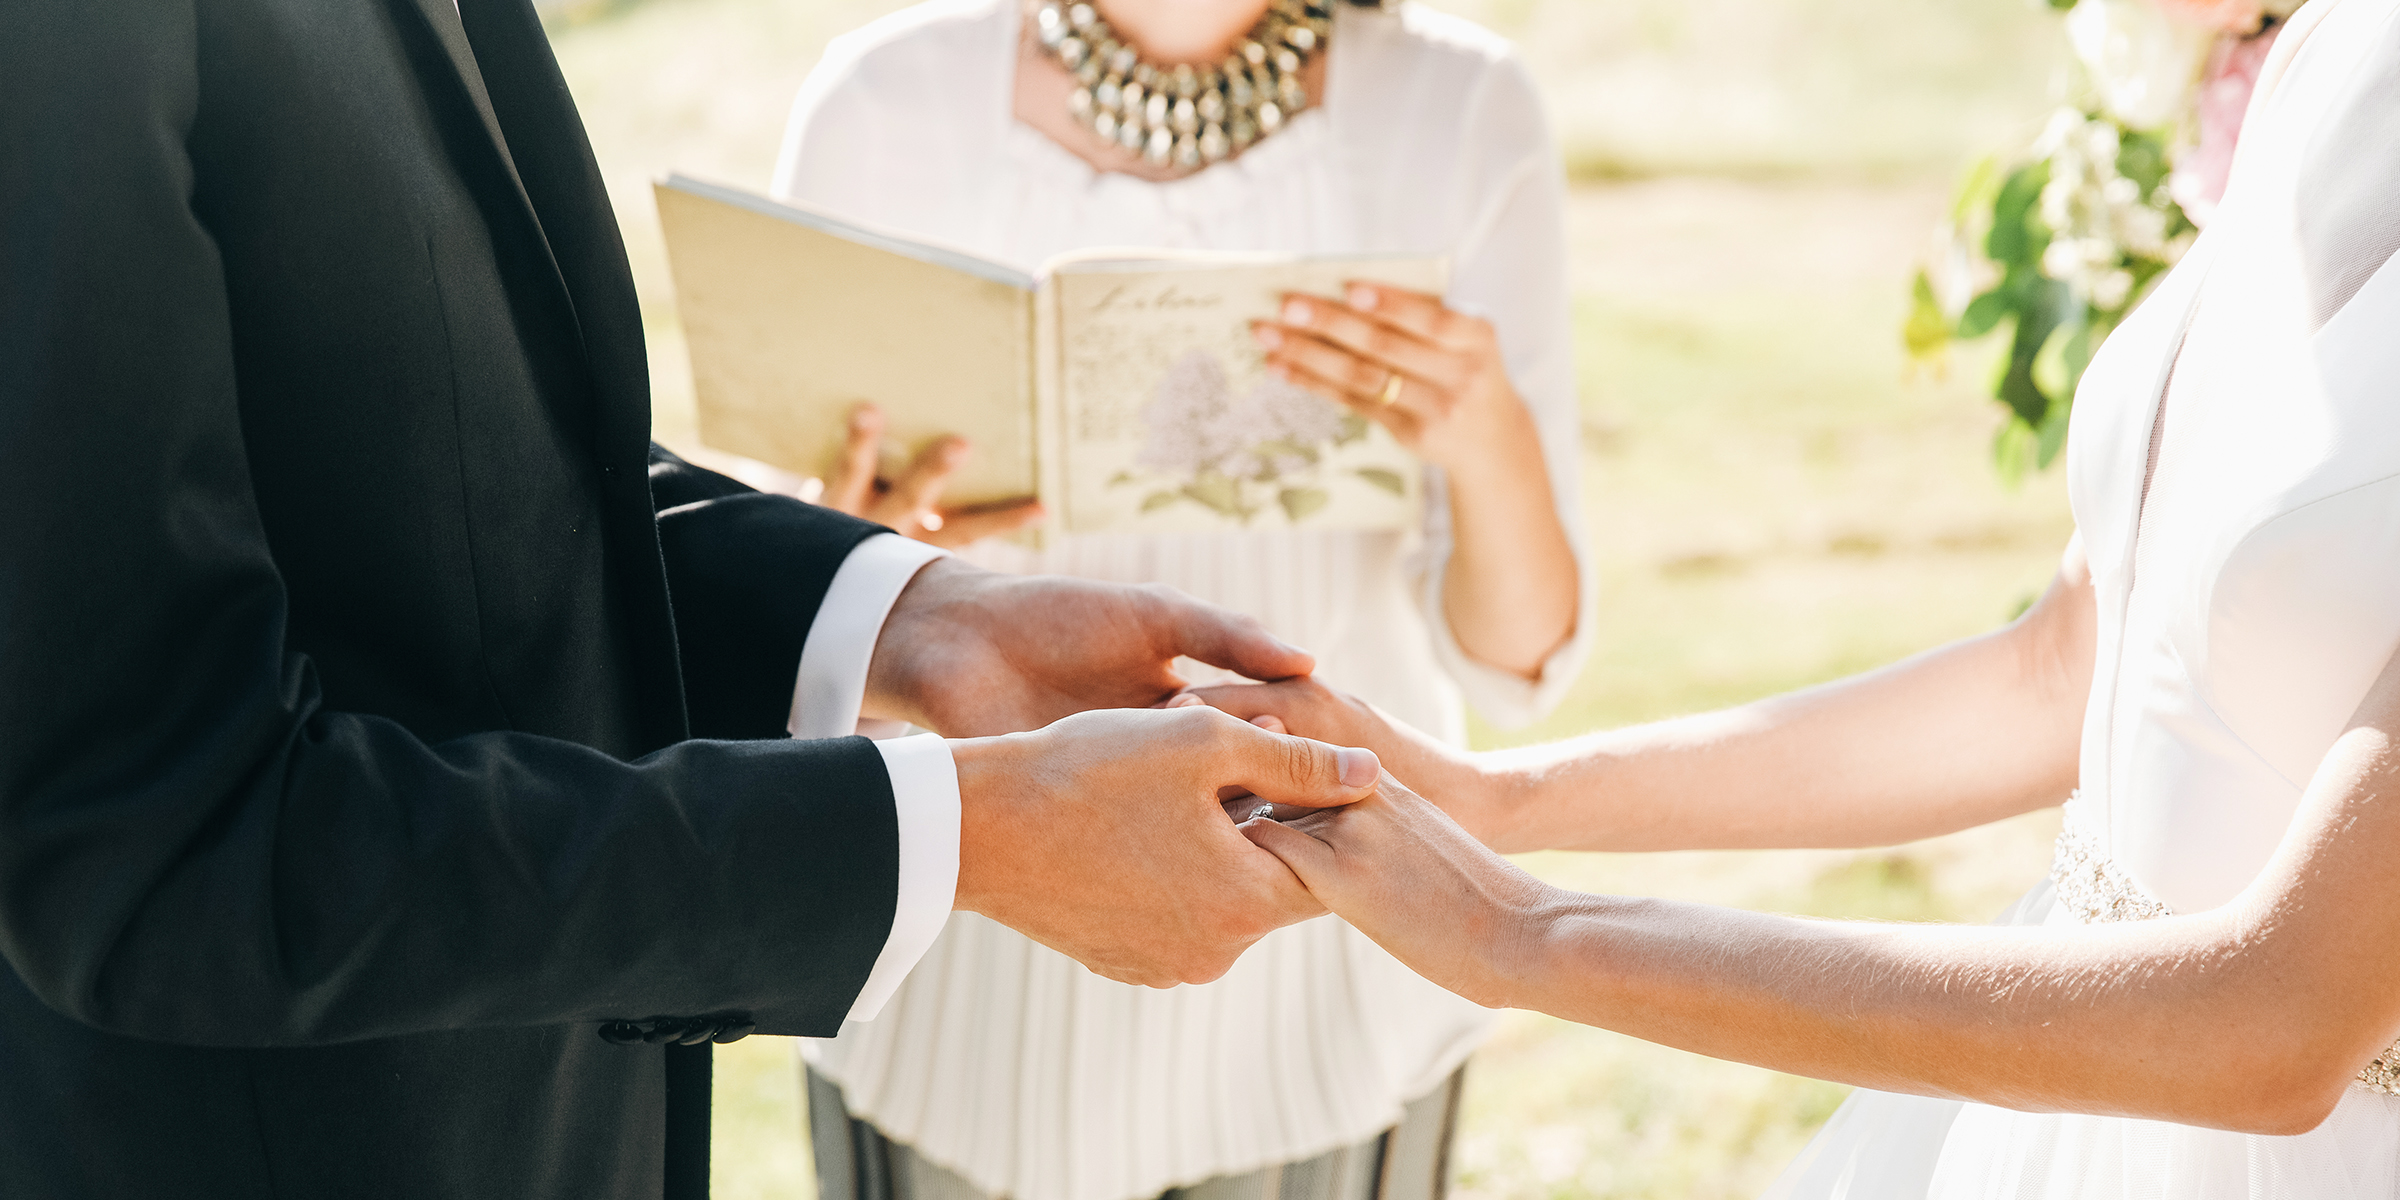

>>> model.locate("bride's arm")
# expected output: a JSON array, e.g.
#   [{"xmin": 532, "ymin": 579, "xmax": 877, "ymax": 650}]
[
  {"xmin": 1200, "ymin": 535, "xmax": 2094, "ymax": 853},
  {"xmin": 1238, "ymin": 635, "xmax": 2400, "ymax": 1136}
]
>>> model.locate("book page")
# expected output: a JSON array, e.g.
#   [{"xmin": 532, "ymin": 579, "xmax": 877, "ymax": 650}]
[
  {"xmin": 1046, "ymin": 256, "xmax": 1446, "ymax": 535},
  {"xmin": 655, "ymin": 177, "xmax": 1039, "ymax": 505}
]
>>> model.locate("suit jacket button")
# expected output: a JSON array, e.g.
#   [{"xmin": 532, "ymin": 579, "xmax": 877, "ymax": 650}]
[
  {"xmin": 672, "ymin": 1019, "xmax": 718, "ymax": 1046},
  {"xmin": 599, "ymin": 1021, "xmax": 644, "ymax": 1045},
  {"xmin": 641, "ymin": 1018, "xmax": 683, "ymax": 1044},
  {"xmin": 712, "ymin": 1019, "xmax": 756, "ymax": 1044}
]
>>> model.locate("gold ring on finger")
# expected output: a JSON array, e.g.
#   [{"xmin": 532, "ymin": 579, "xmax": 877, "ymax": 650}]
[{"xmin": 1375, "ymin": 371, "xmax": 1404, "ymax": 408}]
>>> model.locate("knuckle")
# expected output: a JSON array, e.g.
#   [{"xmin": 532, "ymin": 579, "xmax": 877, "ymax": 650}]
[{"xmin": 1280, "ymin": 734, "xmax": 1325, "ymax": 788}]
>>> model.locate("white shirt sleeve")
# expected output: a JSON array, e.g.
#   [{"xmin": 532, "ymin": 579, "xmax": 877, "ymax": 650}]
[
  {"xmin": 1416, "ymin": 60, "xmax": 1595, "ymax": 731},
  {"xmin": 787, "ymin": 533, "xmax": 962, "ymax": 1022}
]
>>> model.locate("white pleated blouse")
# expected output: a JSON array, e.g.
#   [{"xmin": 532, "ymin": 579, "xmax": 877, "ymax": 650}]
[{"xmin": 770, "ymin": 4, "xmax": 1588, "ymax": 1197}]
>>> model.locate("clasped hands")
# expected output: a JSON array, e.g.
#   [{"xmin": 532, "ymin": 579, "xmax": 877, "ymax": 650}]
[{"xmin": 864, "ymin": 556, "xmax": 1543, "ymax": 1000}]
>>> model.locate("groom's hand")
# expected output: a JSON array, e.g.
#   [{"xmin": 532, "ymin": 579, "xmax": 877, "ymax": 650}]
[
  {"xmin": 948, "ymin": 706, "xmax": 1380, "ymax": 986},
  {"xmin": 863, "ymin": 559, "xmax": 1313, "ymax": 736}
]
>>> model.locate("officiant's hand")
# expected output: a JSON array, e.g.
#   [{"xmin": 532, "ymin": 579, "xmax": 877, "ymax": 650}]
[
  {"xmin": 1249, "ymin": 284, "xmax": 1543, "ymax": 478},
  {"xmin": 825, "ymin": 403, "xmax": 1047, "ymax": 548},
  {"xmin": 863, "ymin": 557, "xmax": 1316, "ymax": 737},
  {"xmin": 948, "ymin": 706, "xmax": 1382, "ymax": 985},
  {"xmin": 1185, "ymin": 678, "xmax": 1524, "ymax": 850},
  {"xmin": 1237, "ymin": 771, "xmax": 1551, "ymax": 1008}
]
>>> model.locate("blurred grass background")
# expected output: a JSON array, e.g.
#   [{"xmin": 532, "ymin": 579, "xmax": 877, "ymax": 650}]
[{"xmin": 542, "ymin": 1, "xmax": 2082, "ymax": 1196}]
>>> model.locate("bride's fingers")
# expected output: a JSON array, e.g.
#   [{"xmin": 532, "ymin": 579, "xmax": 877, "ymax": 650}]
[
  {"xmin": 1250, "ymin": 714, "xmax": 1287, "ymax": 734},
  {"xmin": 1186, "ymin": 679, "xmax": 1314, "ymax": 724},
  {"xmin": 1238, "ymin": 813, "xmax": 1342, "ymax": 891}
]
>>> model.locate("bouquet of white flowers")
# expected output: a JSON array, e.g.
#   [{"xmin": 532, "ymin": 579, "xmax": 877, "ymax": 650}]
[{"xmin": 1906, "ymin": 0, "xmax": 2302, "ymax": 480}]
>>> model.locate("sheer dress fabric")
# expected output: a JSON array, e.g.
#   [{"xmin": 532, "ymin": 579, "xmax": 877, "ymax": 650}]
[
  {"xmin": 1769, "ymin": 0, "xmax": 2400, "ymax": 1195},
  {"xmin": 770, "ymin": 4, "xmax": 1589, "ymax": 1199}
]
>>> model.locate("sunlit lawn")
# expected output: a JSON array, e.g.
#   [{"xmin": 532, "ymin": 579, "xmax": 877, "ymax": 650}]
[{"xmin": 548, "ymin": 2, "xmax": 2079, "ymax": 1196}]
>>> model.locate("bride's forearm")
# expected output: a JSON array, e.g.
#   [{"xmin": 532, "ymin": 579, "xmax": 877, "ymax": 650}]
[
  {"xmin": 1471, "ymin": 544, "xmax": 2095, "ymax": 854},
  {"xmin": 1498, "ymin": 888, "xmax": 2345, "ymax": 1134}
]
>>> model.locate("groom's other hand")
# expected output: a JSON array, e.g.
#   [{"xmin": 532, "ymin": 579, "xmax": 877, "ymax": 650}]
[
  {"xmin": 948, "ymin": 707, "xmax": 1380, "ymax": 985},
  {"xmin": 863, "ymin": 560, "xmax": 1314, "ymax": 737}
]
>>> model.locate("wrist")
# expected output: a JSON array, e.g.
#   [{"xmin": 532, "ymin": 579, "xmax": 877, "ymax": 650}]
[
  {"xmin": 944, "ymin": 733, "xmax": 1029, "ymax": 916},
  {"xmin": 1425, "ymin": 404, "xmax": 1544, "ymax": 490},
  {"xmin": 861, "ymin": 556, "xmax": 974, "ymax": 727},
  {"xmin": 1461, "ymin": 757, "xmax": 1543, "ymax": 854},
  {"xmin": 1466, "ymin": 871, "xmax": 1567, "ymax": 1010}
]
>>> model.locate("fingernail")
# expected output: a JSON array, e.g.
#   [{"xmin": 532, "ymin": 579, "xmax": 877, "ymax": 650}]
[
  {"xmin": 1347, "ymin": 284, "xmax": 1376, "ymax": 310},
  {"xmin": 1282, "ymin": 297, "xmax": 1311, "ymax": 325},
  {"xmin": 1336, "ymin": 747, "xmax": 1379, "ymax": 789},
  {"xmin": 1252, "ymin": 323, "xmax": 1282, "ymax": 349},
  {"xmin": 919, "ymin": 511, "xmax": 945, "ymax": 532}
]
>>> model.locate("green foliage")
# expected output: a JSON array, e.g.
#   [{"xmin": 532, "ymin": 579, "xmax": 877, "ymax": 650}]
[
  {"xmin": 1906, "ymin": 117, "xmax": 2194, "ymax": 485},
  {"xmin": 1354, "ymin": 467, "xmax": 1409, "ymax": 496}
]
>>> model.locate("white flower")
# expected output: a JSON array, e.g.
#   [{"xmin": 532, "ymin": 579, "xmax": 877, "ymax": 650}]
[
  {"xmin": 2067, "ymin": 0, "xmax": 2214, "ymax": 129},
  {"xmin": 2093, "ymin": 268, "xmax": 2136, "ymax": 309}
]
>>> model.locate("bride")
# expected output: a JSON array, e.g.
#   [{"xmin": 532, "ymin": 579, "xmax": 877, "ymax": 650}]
[{"xmin": 1196, "ymin": 0, "xmax": 2400, "ymax": 1194}]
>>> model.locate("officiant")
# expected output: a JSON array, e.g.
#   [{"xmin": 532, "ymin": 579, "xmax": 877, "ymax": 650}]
[{"xmin": 0, "ymin": 2, "xmax": 1385, "ymax": 1197}]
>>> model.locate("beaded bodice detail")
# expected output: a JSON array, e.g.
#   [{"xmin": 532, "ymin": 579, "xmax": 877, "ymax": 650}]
[{"xmin": 2050, "ymin": 796, "xmax": 2400, "ymax": 1094}]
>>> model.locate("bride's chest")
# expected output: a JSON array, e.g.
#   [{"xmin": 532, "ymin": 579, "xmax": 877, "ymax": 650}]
[{"xmin": 2071, "ymin": 217, "xmax": 2400, "ymax": 789}]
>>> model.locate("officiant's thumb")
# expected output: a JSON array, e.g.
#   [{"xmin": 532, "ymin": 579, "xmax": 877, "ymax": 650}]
[{"xmin": 1220, "ymin": 718, "xmax": 1379, "ymax": 810}]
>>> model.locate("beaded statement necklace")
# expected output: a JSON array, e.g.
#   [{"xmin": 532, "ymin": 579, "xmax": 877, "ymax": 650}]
[{"xmin": 1033, "ymin": 0, "xmax": 1334, "ymax": 171}]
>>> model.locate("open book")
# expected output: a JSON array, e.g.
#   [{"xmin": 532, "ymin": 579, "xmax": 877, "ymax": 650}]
[{"xmin": 654, "ymin": 175, "xmax": 1445, "ymax": 536}]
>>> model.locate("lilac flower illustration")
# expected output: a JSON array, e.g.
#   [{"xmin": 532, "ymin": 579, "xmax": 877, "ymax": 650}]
[{"xmin": 1124, "ymin": 349, "xmax": 1381, "ymax": 523}]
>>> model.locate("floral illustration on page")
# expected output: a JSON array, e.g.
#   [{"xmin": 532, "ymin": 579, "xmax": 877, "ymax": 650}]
[{"xmin": 1117, "ymin": 349, "xmax": 1408, "ymax": 524}]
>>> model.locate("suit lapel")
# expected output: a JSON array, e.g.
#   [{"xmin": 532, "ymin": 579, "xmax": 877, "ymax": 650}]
[
  {"xmin": 453, "ymin": 0, "xmax": 695, "ymax": 754},
  {"xmin": 394, "ymin": 0, "xmax": 585, "ymax": 342}
]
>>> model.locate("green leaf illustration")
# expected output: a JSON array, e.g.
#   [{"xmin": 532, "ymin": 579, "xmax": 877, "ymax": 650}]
[
  {"xmin": 1354, "ymin": 467, "xmax": 1408, "ymax": 496},
  {"xmin": 1140, "ymin": 490, "xmax": 1181, "ymax": 512},
  {"xmin": 1110, "ymin": 470, "xmax": 1139, "ymax": 487},
  {"xmin": 1181, "ymin": 472, "xmax": 1244, "ymax": 517},
  {"xmin": 1335, "ymin": 414, "xmax": 1370, "ymax": 446},
  {"xmin": 1278, "ymin": 487, "xmax": 1329, "ymax": 523}
]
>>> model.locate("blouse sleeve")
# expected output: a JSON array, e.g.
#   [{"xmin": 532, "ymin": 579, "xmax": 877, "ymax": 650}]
[
  {"xmin": 771, "ymin": 31, "xmax": 891, "ymax": 212},
  {"xmin": 1414, "ymin": 55, "xmax": 1593, "ymax": 731}
]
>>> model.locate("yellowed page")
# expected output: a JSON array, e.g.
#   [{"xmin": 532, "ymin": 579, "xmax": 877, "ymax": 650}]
[
  {"xmin": 654, "ymin": 177, "xmax": 1037, "ymax": 505},
  {"xmin": 1047, "ymin": 256, "xmax": 1445, "ymax": 535}
]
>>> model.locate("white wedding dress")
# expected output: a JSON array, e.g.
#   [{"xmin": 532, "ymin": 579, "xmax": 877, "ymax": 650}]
[{"xmin": 1770, "ymin": 0, "xmax": 2400, "ymax": 1196}]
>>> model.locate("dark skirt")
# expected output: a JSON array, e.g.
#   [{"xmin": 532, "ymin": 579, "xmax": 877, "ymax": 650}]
[{"xmin": 806, "ymin": 1065, "xmax": 1466, "ymax": 1200}]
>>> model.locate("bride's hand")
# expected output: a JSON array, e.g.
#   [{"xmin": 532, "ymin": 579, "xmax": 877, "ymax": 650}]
[
  {"xmin": 1248, "ymin": 283, "xmax": 1541, "ymax": 477},
  {"xmin": 1238, "ymin": 773, "xmax": 1556, "ymax": 1010},
  {"xmin": 824, "ymin": 403, "xmax": 1047, "ymax": 548},
  {"xmin": 1186, "ymin": 677, "xmax": 1519, "ymax": 847}
]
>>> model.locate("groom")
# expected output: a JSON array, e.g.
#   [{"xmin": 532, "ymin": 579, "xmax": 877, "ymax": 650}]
[{"xmin": 0, "ymin": 1, "xmax": 1375, "ymax": 1197}]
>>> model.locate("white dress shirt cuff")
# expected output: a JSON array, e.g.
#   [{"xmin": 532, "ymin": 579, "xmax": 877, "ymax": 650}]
[
  {"xmin": 788, "ymin": 533, "xmax": 948, "ymax": 739},
  {"xmin": 847, "ymin": 735, "xmax": 961, "ymax": 1023},
  {"xmin": 783, "ymin": 533, "xmax": 958, "ymax": 1022}
]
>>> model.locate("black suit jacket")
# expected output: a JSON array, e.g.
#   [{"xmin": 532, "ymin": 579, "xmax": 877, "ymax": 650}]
[{"xmin": 0, "ymin": 1, "xmax": 905, "ymax": 1195}]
